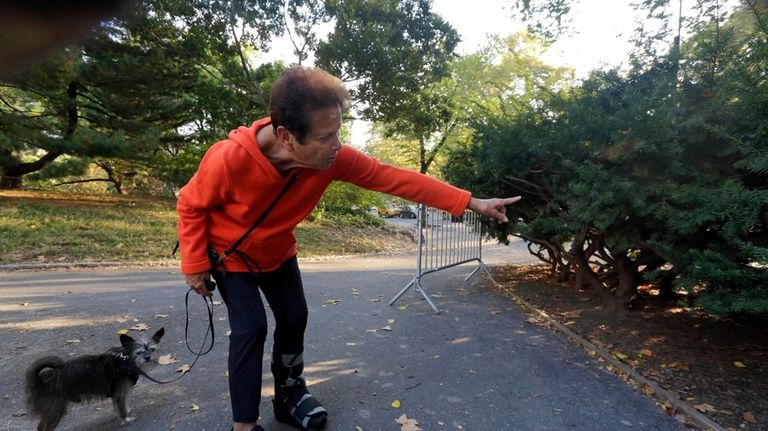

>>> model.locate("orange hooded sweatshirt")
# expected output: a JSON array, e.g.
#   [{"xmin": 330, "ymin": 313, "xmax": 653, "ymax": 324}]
[{"xmin": 177, "ymin": 118, "xmax": 472, "ymax": 274}]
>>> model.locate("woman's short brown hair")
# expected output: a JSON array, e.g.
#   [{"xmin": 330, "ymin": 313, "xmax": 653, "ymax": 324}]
[{"xmin": 269, "ymin": 66, "xmax": 350, "ymax": 143}]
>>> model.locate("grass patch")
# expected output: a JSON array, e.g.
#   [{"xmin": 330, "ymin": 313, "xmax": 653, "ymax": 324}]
[
  {"xmin": 0, "ymin": 190, "xmax": 414, "ymax": 264},
  {"xmin": 0, "ymin": 191, "xmax": 178, "ymax": 263}
]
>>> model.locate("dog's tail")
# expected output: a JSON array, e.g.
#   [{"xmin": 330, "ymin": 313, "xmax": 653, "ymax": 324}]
[{"xmin": 25, "ymin": 356, "xmax": 63, "ymax": 411}]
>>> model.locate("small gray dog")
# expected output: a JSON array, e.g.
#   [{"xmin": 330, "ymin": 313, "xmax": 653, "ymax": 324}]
[{"xmin": 25, "ymin": 328, "xmax": 165, "ymax": 431}]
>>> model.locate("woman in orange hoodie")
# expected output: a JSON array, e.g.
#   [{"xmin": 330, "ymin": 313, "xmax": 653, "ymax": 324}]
[{"xmin": 177, "ymin": 66, "xmax": 520, "ymax": 431}]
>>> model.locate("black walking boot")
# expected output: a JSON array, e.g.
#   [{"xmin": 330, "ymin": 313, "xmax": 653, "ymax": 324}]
[{"xmin": 272, "ymin": 352, "xmax": 328, "ymax": 431}]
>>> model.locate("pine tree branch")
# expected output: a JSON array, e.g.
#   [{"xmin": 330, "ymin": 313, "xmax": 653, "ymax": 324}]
[
  {"xmin": 54, "ymin": 178, "xmax": 115, "ymax": 186},
  {"xmin": 500, "ymin": 175, "xmax": 551, "ymax": 201},
  {"xmin": 0, "ymin": 83, "xmax": 53, "ymax": 102},
  {"xmin": 745, "ymin": 0, "xmax": 768, "ymax": 37}
]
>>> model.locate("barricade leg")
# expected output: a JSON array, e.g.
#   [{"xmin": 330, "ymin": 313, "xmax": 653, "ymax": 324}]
[
  {"xmin": 389, "ymin": 276, "xmax": 441, "ymax": 314},
  {"xmin": 389, "ymin": 277, "xmax": 417, "ymax": 306},
  {"xmin": 415, "ymin": 278, "xmax": 440, "ymax": 314},
  {"xmin": 464, "ymin": 260, "xmax": 498, "ymax": 287}
]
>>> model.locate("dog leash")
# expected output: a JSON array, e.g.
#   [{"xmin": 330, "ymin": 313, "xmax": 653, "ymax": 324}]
[{"xmin": 134, "ymin": 284, "xmax": 216, "ymax": 385}]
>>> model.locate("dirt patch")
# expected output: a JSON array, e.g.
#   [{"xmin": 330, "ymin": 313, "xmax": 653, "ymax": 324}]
[
  {"xmin": 0, "ymin": 189, "xmax": 173, "ymax": 207},
  {"xmin": 492, "ymin": 264, "xmax": 768, "ymax": 431}
]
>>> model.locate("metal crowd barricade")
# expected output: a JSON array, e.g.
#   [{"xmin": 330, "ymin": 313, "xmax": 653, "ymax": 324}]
[{"xmin": 389, "ymin": 204, "xmax": 497, "ymax": 313}]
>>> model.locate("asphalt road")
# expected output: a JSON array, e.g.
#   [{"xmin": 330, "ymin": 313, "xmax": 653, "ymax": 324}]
[{"xmin": 0, "ymin": 241, "xmax": 686, "ymax": 431}]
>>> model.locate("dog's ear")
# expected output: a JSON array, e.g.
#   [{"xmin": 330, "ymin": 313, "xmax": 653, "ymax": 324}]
[
  {"xmin": 120, "ymin": 333, "xmax": 135, "ymax": 347},
  {"xmin": 152, "ymin": 327, "xmax": 165, "ymax": 343}
]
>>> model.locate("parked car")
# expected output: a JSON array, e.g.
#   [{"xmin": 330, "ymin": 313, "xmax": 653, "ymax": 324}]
[
  {"xmin": 377, "ymin": 204, "xmax": 401, "ymax": 218},
  {"xmin": 399, "ymin": 204, "xmax": 417, "ymax": 219}
]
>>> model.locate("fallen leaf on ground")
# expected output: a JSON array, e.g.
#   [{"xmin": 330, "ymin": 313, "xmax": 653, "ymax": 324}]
[
  {"xmin": 743, "ymin": 412, "xmax": 756, "ymax": 423},
  {"xmin": 614, "ymin": 352, "xmax": 629, "ymax": 360},
  {"xmin": 733, "ymin": 361, "xmax": 746, "ymax": 368},
  {"xmin": 190, "ymin": 403, "xmax": 199, "ymax": 412},
  {"xmin": 395, "ymin": 414, "xmax": 422, "ymax": 431},
  {"xmin": 324, "ymin": 299, "xmax": 340, "ymax": 305},
  {"xmin": 694, "ymin": 403, "xmax": 716, "ymax": 413},
  {"xmin": 157, "ymin": 354, "xmax": 179, "ymax": 365},
  {"xmin": 381, "ymin": 325, "xmax": 393, "ymax": 331},
  {"xmin": 561, "ymin": 309, "xmax": 582, "ymax": 318},
  {"xmin": 640, "ymin": 349, "xmax": 653, "ymax": 357},
  {"xmin": 176, "ymin": 364, "xmax": 191, "ymax": 375},
  {"xmin": 65, "ymin": 339, "xmax": 80, "ymax": 344},
  {"xmin": 646, "ymin": 369, "xmax": 664, "ymax": 380},
  {"xmin": 117, "ymin": 329, "xmax": 130, "ymax": 335},
  {"xmin": 155, "ymin": 314, "xmax": 169, "ymax": 319},
  {"xmin": 390, "ymin": 399, "xmax": 401, "ymax": 408},
  {"xmin": 663, "ymin": 361, "xmax": 690, "ymax": 371},
  {"xmin": 398, "ymin": 305, "xmax": 409, "ymax": 311},
  {"xmin": 130, "ymin": 323, "xmax": 150, "ymax": 331}
]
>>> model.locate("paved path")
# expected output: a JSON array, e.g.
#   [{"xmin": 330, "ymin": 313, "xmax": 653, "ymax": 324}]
[{"xmin": 0, "ymin": 241, "xmax": 686, "ymax": 431}]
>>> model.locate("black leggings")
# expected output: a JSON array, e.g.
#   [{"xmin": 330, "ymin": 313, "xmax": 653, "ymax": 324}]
[{"xmin": 213, "ymin": 256, "xmax": 308, "ymax": 423}]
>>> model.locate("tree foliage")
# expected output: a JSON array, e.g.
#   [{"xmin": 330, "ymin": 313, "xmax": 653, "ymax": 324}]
[
  {"xmin": 0, "ymin": 0, "xmax": 292, "ymax": 191},
  {"xmin": 316, "ymin": 0, "xmax": 459, "ymax": 127},
  {"xmin": 447, "ymin": 1, "xmax": 768, "ymax": 316},
  {"xmin": 0, "ymin": 14, "xmax": 200, "ymax": 192}
]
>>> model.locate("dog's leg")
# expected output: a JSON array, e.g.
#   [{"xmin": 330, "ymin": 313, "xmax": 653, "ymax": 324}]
[
  {"xmin": 111, "ymin": 380, "xmax": 135, "ymax": 425},
  {"xmin": 37, "ymin": 398, "xmax": 66, "ymax": 431}
]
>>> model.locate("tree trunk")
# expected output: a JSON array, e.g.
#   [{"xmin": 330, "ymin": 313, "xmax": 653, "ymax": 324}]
[
  {"xmin": 0, "ymin": 149, "xmax": 62, "ymax": 189},
  {"xmin": 0, "ymin": 174, "xmax": 22, "ymax": 189},
  {"xmin": 569, "ymin": 228, "xmax": 614, "ymax": 306},
  {"xmin": 612, "ymin": 253, "xmax": 639, "ymax": 310},
  {"xmin": 0, "ymin": 80, "xmax": 77, "ymax": 189}
]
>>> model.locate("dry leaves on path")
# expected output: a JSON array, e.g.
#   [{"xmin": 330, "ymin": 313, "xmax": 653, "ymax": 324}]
[
  {"xmin": 396, "ymin": 414, "xmax": 422, "ymax": 431},
  {"xmin": 157, "ymin": 353, "xmax": 179, "ymax": 365},
  {"xmin": 130, "ymin": 323, "xmax": 150, "ymax": 331}
]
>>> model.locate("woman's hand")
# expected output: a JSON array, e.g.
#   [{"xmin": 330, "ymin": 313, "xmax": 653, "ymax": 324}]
[
  {"xmin": 468, "ymin": 196, "xmax": 522, "ymax": 224},
  {"xmin": 185, "ymin": 272, "xmax": 214, "ymax": 297}
]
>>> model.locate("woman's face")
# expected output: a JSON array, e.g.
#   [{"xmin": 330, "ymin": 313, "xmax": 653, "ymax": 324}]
[{"xmin": 292, "ymin": 105, "xmax": 343, "ymax": 170}]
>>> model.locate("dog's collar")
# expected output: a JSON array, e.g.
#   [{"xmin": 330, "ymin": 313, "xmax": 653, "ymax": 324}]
[{"xmin": 113, "ymin": 352, "xmax": 140, "ymax": 383}]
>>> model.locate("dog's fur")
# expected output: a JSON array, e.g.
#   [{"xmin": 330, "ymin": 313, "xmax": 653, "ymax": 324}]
[{"xmin": 25, "ymin": 328, "xmax": 165, "ymax": 431}]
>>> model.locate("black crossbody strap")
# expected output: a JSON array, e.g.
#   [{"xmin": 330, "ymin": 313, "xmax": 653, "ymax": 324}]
[{"xmin": 216, "ymin": 173, "xmax": 299, "ymax": 266}]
